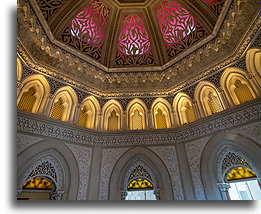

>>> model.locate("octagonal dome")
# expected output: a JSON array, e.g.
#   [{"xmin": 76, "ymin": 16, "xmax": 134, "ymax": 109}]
[{"xmin": 35, "ymin": 0, "xmax": 226, "ymax": 72}]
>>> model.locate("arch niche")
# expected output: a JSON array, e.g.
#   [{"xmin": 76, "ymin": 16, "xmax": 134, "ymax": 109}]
[
  {"xmin": 109, "ymin": 147, "xmax": 173, "ymax": 200},
  {"xmin": 17, "ymin": 140, "xmax": 79, "ymax": 200},
  {"xmin": 201, "ymin": 132, "xmax": 261, "ymax": 200}
]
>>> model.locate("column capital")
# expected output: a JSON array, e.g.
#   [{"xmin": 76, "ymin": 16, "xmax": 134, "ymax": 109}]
[{"xmin": 217, "ymin": 183, "xmax": 230, "ymax": 192}]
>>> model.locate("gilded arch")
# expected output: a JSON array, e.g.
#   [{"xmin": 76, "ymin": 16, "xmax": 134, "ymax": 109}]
[
  {"xmin": 126, "ymin": 98, "xmax": 148, "ymax": 130},
  {"xmin": 220, "ymin": 67, "xmax": 256, "ymax": 106},
  {"xmin": 109, "ymin": 147, "xmax": 173, "ymax": 200},
  {"xmin": 194, "ymin": 81, "xmax": 225, "ymax": 117},
  {"xmin": 17, "ymin": 57, "xmax": 22, "ymax": 82},
  {"xmin": 49, "ymin": 86, "xmax": 78, "ymax": 122},
  {"xmin": 17, "ymin": 74, "xmax": 50, "ymax": 114},
  {"xmin": 78, "ymin": 96, "xmax": 100, "ymax": 129},
  {"xmin": 173, "ymin": 92, "xmax": 196, "ymax": 126},
  {"xmin": 102, "ymin": 99, "xmax": 123, "ymax": 131},
  {"xmin": 151, "ymin": 98, "xmax": 172, "ymax": 129}
]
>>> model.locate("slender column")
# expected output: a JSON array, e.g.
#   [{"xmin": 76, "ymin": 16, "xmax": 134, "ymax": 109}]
[
  {"xmin": 175, "ymin": 143, "xmax": 195, "ymax": 200},
  {"xmin": 192, "ymin": 99, "xmax": 201, "ymax": 120},
  {"xmin": 97, "ymin": 110, "xmax": 103, "ymax": 130},
  {"xmin": 147, "ymin": 110, "xmax": 153, "ymax": 129},
  {"xmin": 217, "ymin": 183, "xmax": 230, "ymax": 200},
  {"xmin": 217, "ymin": 87, "xmax": 232, "ymax": 109},
  {"xmin": 43, "ymin": 94, "xmax": 54, "ymax": 117},
  {"xmin": 172, "ymin": 108, "xmax": 179, "ymax": 128},
  {"xmin": 87, "ymin": 147, "xmax": 102, "ymax": 200},
  {"xmin": 247, "ymin": 73, "xmax": 261, "ymax": 97},
  {"xmin": 122, "ymin": 110, "xmax": 127, "ymax": 130},
  {"xmin": 73, "ymin": 104, "xmax": 81, "ymax": 125}
]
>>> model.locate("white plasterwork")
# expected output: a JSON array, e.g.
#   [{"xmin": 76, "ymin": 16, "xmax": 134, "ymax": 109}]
[
  {"xmin": 17, "ymin": 133, "xmax": 43, "ymax": 154},
  {"xmin": 66, "ymin": 143, "xmax": 92, "ymax": 200}
]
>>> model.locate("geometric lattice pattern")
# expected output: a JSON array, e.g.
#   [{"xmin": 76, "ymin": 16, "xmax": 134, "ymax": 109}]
[
  {"xmin": 155, "ymin": 0, "xmax": 195, "ymax": 45},
  {"xmin": 234, "ymin": 80, "xmax": 254, "ymax": 104},
  {"xmin": 23, "ymin": 177, "xmax": 53, "ymax": 190},
  {"xmin": 36, "ymin": 0, "xmax": 65, "ymax": 21},
  {"xmin": 226, "ymin": 167, "xmax": 256, "ymax": 181},
  {"xmin": 132, "ymin": 109, "xmax": 143, "ymax": 130},
  {"xmin": 128, "ymin": 178, "xmax": 153, "ymax": 190},
  {"xmin": 115, "ymin": 14, "xmax": 155, "ymax": 66},
  {"xmin": 78, "ymin": 106, "xmax": 88, "ymax": 127},
  {"xmin": 108, "ymin": 110, "xmax": 119, "ymax": 131},
  {"xmin": 59, "ymin": 0, "xmax": 111, "ymax": 61},
  {"xmin": 155, "ymin": 109, "xmax": 167, "ymax": 129},
  {"xmin": 17, "ymin": 87, "xmax": 36, "ymax": 113},
  {"xmin": 26, "ymin": 161, "xmax": 58, "ymax": 183},
  {"xmin": 222, "ymin": 152, "xmax": 252, "ymax": 176},
  {"xmin": 185, "ymin": 103, "xmax": 196, "ymax": 123},
  {"xmin": 209, "ymin": 92, "xmax": 223, "ymax": 114},
  {"xmin": 50, "ymin": 98, "xmax": 64, "ymax": 121},
  {"xmin": 128, "ymin": 165, "xmax": 152, "ymax": 183},
  {"xmin": 201, "ymin": 0, "xmax": 226, "ymax": 15}
]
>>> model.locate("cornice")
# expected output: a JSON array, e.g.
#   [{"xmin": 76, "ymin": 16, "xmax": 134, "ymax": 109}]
[{"xmin": 17, "ymin": 98, "xmax": 261, "ymax": 147}]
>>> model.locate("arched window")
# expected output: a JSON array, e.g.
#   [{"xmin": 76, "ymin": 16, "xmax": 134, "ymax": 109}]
[
  {"xmin": 78, "ymin": 96, "xmax": 100, "ymax": 129},
  {"xmin": 220, "ymin": 68, "xmax": 256, "ymax": 106},
  {"xmin": 17, "ymin": 87, "xmax": 37, "ymax": 112},
  {"xmin": 50, "ymin": 97, "xmax": 66, "ymax": 121},
  {"xmin": 127, "ymin": 99, "xmax": 147, "ymax": 130},
  {"xmin": 108, "ymin": 110, "xmax": 119, "ymax": 131},
  {"xmin": 102, "ymin": 100, "xmax": 122, "ymax": 131},
  {"xmin": 194, "ymin": 81, "xmax": 225, "ymax": 117},
  {"xmin": 49, "ymin": 86, "xmax": 78, "ymax": 122},
  {"xmin": 173, "ymin": 92, "xmax": 196, "ymax": 126},
  {"xmin": 151, "ymin": 98, "xmax": 172, "ymax": 129},
  {"xmin": 225, "ymin": 167, "xmax": 261, "ymax": 200},
  {"xmin": 246, "ymin": 48, "xmax": 261, "ymax": 86},
  {"xmin": 17, "ymin": 75, "xmax": 50, "ymax": 114}
]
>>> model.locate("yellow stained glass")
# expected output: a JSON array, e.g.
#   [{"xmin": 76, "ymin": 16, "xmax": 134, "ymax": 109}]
[
  {"xmin": 18, "ymin": 87, "xmax": 37, "ymax": 112},
  {"xmin": 23, "ymin": 177, "xmax": 52, "ymax": 190},
  {"xmin": 234, "ymin": 80, "xmax": 254, "ymax": 104},
  {"xmin": 128, "ymin": 178, "xmax": 153, "ymax": 190},
  {"xmin": 226, "ymin": 167, "xmax": 256, "ymax": 181}
]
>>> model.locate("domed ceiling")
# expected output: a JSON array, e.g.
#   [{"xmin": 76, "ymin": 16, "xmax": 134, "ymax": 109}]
[{"xmin": 35, "ymin": 0, "xmax": 226, "ymax": 71}]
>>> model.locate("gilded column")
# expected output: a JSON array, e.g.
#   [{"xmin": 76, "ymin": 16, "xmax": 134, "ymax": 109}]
[{"xmin": 43, "ymin": 94, "xmax": 54, "ymax": 117}]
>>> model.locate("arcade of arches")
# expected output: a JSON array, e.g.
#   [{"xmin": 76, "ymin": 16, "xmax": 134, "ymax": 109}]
[{"xmin": 17, "ymin": 0, "xmax": 261, "ymax": 200}]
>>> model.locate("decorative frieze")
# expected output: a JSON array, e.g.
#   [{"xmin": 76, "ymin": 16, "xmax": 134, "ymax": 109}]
[{"xmin": 17, "ymin": 100, "xmax": 261, "ymax": 147}]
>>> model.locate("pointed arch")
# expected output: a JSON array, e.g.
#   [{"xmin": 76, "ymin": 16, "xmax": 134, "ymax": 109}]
[
  {"xmin": 102, "ymin": 99, "xmax": 122, "ymax": 131},
  {"xmin": 194, "ymin": 81, "xmax": 225, "ymax": 117},
  {"xmin": 151, "ymin": 98, "xmax": 172, "ymax": 129},
  {"xmin": 109, "ymin": 147, "xmax": 173, "ymax": 200},
  {"xmin": 126, "ymin": 98, "xmax": 148, "ymax": 130},
  {"xmin": 173, "ymin": 92, "xmax": 196, "ymax": 126},
  {"xmin": 78, "ymin": 96, "xmax": 100, "ymax": 129},
  {"xmin": 49, "ymin": 86, "xmax": 78, "ymax": 122},
  {"xmin": 246, "ymin": 48, "xmax": 261, "ymax": 86},
  {"xmin": 220, "ymin": 68, "xmax": 257, "ymax": 106},
  {"xmin": 201, "ymin": 132, "xmax": 261, "ymax": 200},
  {"xmin": 17, "ymin": 74, "xmax": 50, "ymax": 114}
]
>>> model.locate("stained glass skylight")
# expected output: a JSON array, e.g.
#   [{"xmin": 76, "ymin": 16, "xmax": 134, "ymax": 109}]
[
  {"xmin": 70, "ymin": 0, "xmax": 110, "ymax": 46},
  {"xmin": 117, "ymin": 14, "xmax": 152, "ymax": 55},
  {"xmin": 155, "ymin": 0, "xmax": 195, "ymax": 45}
]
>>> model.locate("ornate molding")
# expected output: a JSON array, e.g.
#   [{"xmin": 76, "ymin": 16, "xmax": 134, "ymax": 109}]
[{"xmin": 17, "ymin": 99, "xmax": 261, "ymax": 147}]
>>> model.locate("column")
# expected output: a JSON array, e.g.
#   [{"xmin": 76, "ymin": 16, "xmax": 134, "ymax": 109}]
[
  {"xmin": 217, "ymin": 87, "xmax": 233, "ymax": 109},
  {"xmin": 175, "ymin": 143, "xmax": 195, "ymax": 200},
  {"xmin": 87, "ymin": 147, "xmax": 102, "ymax": 200},
  {"xmin": 192, "ymin": 99, "xmax": 201, "ymax": 120},
  {"xmin": 247, "ymin": 73, "xmax": 261, "ymax": 97},
  {"xmin": 147, "ymin": 110, "xmax": 153, "ymax": 129},
  {"xmin": 17, "ymin": 81, "xmax": 23, "ymax": 96},
  {"xmin": 122, "ymin": 110, "xmax": 127, "ymax": 130},
  {"xmin": 217, "ymin": 183, "xmax": 230, "ymax": 200},
  {"xmin": 43, "ymin": 94, "xmax": 54, "ymax": 117},
  {"xmin": 172, "ymin": 108, "xmax": 179, "ymax": 128},
  {"xmin": 97, "ymin": 110, "xmax": 103, "ymax": 130},
  {"xmin": 73, "ymin": 104, "xmax": 81, "ymax": 125}
]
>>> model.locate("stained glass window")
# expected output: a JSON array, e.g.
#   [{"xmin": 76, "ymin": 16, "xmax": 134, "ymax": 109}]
[
  {"xmin": 23, "ymin": 177, "xmax": 53, "ymax": 190},
  {"xmin": 155, "ymin": 0, "xmax": 195, "ymax": 45},
  {"xmin": 226, "ymin": 167, "xmax": 256, "ymax": 182},
  {"xmin": 118, "ymin": 14, "xmax": 151, "ymax": 55},
  {"xmin": 128, "ymin": 178, "xmax": 153, "ymax": 190}
]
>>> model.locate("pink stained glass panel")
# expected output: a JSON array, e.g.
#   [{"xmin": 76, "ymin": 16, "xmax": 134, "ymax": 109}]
[
  {"xmin": 118, "ymin": 14, "xmax": 152, "ymax": 55},
  {"xmin": 70, "ymin": 0, "xmax": 110, "ymax": 46},
  {"xmin": 155, "ymin": 0, "xmax": 195, "ymax": 45}
]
